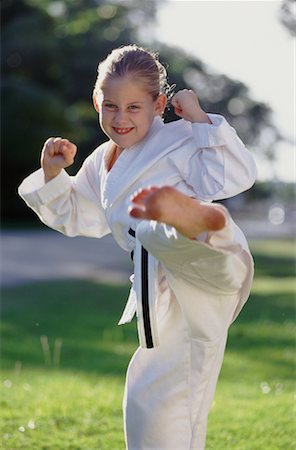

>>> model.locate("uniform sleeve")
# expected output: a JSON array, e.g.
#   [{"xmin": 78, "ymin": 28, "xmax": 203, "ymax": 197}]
[
  {"xmin": 170, "ymin": 114, "xmax": 257, "ymax": 201},
  {"xmin": 18, "ymin": 147, "xmax": 111, "ymax": 238}
]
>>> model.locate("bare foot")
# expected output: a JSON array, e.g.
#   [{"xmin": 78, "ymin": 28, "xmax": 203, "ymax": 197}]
[{"xmin": 129, "ymin": 186, "xmax": 226, "ymax": 239}]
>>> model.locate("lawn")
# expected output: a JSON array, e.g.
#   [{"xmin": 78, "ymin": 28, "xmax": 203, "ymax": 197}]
[{"xmin": 1, "ymin": 239, "xmax": 295, "ymax": 449}]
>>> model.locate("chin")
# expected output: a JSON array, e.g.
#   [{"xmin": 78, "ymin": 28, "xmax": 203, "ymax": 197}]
[{"xmin": 112, "ymin": 134, "xmax": 138, "ymax": 149}]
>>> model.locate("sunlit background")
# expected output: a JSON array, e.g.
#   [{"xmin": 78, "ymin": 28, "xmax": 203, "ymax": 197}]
[{"xmin": 150, "ymin": 0, "xmax": 295, "ymax": 182}]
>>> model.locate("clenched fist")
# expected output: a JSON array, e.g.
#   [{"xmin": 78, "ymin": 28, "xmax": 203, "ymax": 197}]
[
  {"xmin": 41, "ymin": 137, "xmax": 77, "ymax": 182},
  {"xmin": 171, "ymin": 90, "xmax": 211, "ymax": 124}
]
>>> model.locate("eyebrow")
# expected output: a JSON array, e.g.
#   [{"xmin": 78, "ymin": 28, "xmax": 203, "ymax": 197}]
[{"xmin": 103, "ymin": 99, "xmax": 145, "ymax": 105}]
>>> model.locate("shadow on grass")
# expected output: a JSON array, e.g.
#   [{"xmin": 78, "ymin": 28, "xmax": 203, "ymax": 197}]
[
  {"xmin": 238, "ymin": 290, "xmax": 294, "ymax": 326},
  {"xmin": 1, "ymin": 280, "xmax": 138, "ymax": 375},
  {"xmin": 252, "ymin": 252, "xmax": 295, "ymax": 278},
  {"xmin": 1, "ymin": 247, "xmax": 295, "ymax": 378},
  {"xmin": 224, "ymin": 246, "xmax": 295, "ymax": 381}
]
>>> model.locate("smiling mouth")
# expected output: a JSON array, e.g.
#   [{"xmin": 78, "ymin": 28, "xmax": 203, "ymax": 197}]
[{"xmin": 113, "ymin": 127, "xmax": 134, "ymax": 135}]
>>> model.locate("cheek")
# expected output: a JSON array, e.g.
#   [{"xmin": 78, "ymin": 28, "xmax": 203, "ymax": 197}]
[
  {"xmin": 98, "ymin": 114, "xmax": 108, "ymax": 132},
  {"xmin": 99, "ymin": 110, "xmax": 109, "ymax": 125}
]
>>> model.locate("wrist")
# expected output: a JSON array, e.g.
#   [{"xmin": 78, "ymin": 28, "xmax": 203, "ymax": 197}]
[
  {"xmin": 189, "ymin": 110, "xmax": 212, "ymax": 124},
  {"xmin": 43, "ymin": 168, "xmax": 62, "ymax": 183}
]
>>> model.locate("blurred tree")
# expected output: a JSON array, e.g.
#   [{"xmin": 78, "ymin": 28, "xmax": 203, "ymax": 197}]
[
  {"xmin": 152, "ymin": 44, "xmax": 281, "ymax": 161},
  {"xmin": 1, "ymin": 0, "xmax": 158, "ymax": 220},
  {"xmin": 1, "ymin": 0, "xmax": 281, "ymax": 222},
  {"xmin": 279, "ymin": 0, "xmax": 296, "ymax": 36}
]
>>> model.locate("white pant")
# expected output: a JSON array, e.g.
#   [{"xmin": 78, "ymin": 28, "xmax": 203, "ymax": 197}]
[{"xmin": 123, "ymin": 218, "xmax": 253, "ymax": 449}]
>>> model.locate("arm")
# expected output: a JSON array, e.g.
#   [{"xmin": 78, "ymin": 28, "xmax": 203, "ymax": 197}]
[
  {"xmin": 18, "ymin": 138, "xmax": 110, "ymax": 238},
  {"xmin": 171, "ymin": 90, "xmax": 257, "ymax": 200}
]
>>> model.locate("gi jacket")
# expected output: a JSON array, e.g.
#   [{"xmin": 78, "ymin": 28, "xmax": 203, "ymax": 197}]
[{"xmin": 18, "ymin": 115, "xmax": 257, "ymax": 347}]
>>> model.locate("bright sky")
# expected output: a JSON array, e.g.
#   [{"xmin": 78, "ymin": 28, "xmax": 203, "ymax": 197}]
[{"xmin": 150, "ymin": 0, "xmax": 295, "ymax": 182}]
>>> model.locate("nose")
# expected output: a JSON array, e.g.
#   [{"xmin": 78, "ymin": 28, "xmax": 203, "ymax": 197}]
[{"xmin": 114, "ymin": 109, "xmax": 128, "ymax": 124}]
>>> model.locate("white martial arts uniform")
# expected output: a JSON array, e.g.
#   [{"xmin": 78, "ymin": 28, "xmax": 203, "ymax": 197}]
[{"xmin": 18, "ymin": 115, "xmax": 257, "ymax": 449}]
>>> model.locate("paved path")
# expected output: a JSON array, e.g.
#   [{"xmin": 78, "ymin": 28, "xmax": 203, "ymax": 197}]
[
  {"xmin": 1, "ymin": 230, "xmax": 133, "ymax": 287},
  {"xmin": 1, "ymin": 217, "xmax": 294, "ymax": 288}
]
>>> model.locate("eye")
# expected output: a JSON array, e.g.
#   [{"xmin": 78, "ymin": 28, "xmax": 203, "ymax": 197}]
[
  {"xmin": 104, "ymin": 103, "xmax": 117, "ymax": 110},
  {"xmin": 128, "ymin": 105, "xmax": 141, "ymax": 111}
]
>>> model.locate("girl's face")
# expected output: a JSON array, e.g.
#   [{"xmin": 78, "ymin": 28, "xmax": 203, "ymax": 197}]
[{"xmin": 94, "ymin": 76, "xmax": 166, "ymax": 150}]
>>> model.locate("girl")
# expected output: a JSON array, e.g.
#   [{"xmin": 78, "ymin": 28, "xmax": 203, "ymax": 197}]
[{"xmin": 19, "ymin": 45, "xmax": 257, "ymax": 449}]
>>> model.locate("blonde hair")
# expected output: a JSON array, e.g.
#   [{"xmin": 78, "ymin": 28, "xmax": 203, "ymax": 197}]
[{"xmin": 93, "ymin": 45, "xmax": 173, "ymax": 101}]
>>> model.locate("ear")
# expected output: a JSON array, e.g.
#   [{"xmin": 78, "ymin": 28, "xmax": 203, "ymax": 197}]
[
  {"xmin": 154, "ymin": 94, "xmax": 167, "ymax": 116},
  {"xmin": 93, "ymin": 94, "xmax": 100, "ymax": 113}
]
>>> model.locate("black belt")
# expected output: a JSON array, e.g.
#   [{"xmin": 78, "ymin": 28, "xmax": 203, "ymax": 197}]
[
  {"xmin": 128, "ymin": 228, "xmax": 154, "ymax": 348},
  {"xmin": 128, "ymin": 227, "xmax": 136, "ymax": 261}
]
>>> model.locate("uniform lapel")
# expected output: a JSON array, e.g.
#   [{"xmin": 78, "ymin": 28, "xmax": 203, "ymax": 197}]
[{"xmin": 102, "ymin": 117, "xmax": 193, "ymax": 208}]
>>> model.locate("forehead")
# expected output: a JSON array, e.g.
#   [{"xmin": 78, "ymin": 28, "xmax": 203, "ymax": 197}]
[{"xmin": 101, "ymin": 75, "xmax": 151, "ymax": 102}]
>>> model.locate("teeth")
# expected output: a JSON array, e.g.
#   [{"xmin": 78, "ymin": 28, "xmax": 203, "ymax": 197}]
[{"xmin": 114, "ymin": 127, "xmax": 133, "ymax": 134}]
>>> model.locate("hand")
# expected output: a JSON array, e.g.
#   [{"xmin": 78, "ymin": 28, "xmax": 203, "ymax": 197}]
[
  {"xmin": 41, "ymin": 137, "xmax": 77, "ymax": 182},
  {"xmin": 171, "ymin": 89, "xmax": 211, "ymax": 123}
]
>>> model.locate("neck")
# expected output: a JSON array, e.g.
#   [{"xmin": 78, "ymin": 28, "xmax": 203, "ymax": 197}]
[{"xmin": 106, "ymin": 143, "xmax": 121, "ymax": 172}]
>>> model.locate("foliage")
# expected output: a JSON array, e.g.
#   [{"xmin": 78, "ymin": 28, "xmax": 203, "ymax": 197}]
[
  {"xmin": 2, "ymin": 0, "xmax": 158, "ymax": 220},
  {"xmin": 0, "ymin": 239, "xmax": 295, "ymax": 449},
  {"xmin": 279, "ymin": 0, "xmax": 296, "ymax": 36},
  {"xmin": 2, "ymin": 0, "xmax": 281, "ymax": 221}
]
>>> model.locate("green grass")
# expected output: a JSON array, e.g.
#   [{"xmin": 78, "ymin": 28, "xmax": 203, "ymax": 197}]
[{"xmin": 1, "ymin": 239, "xmax": 295, "ymax": 449}]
